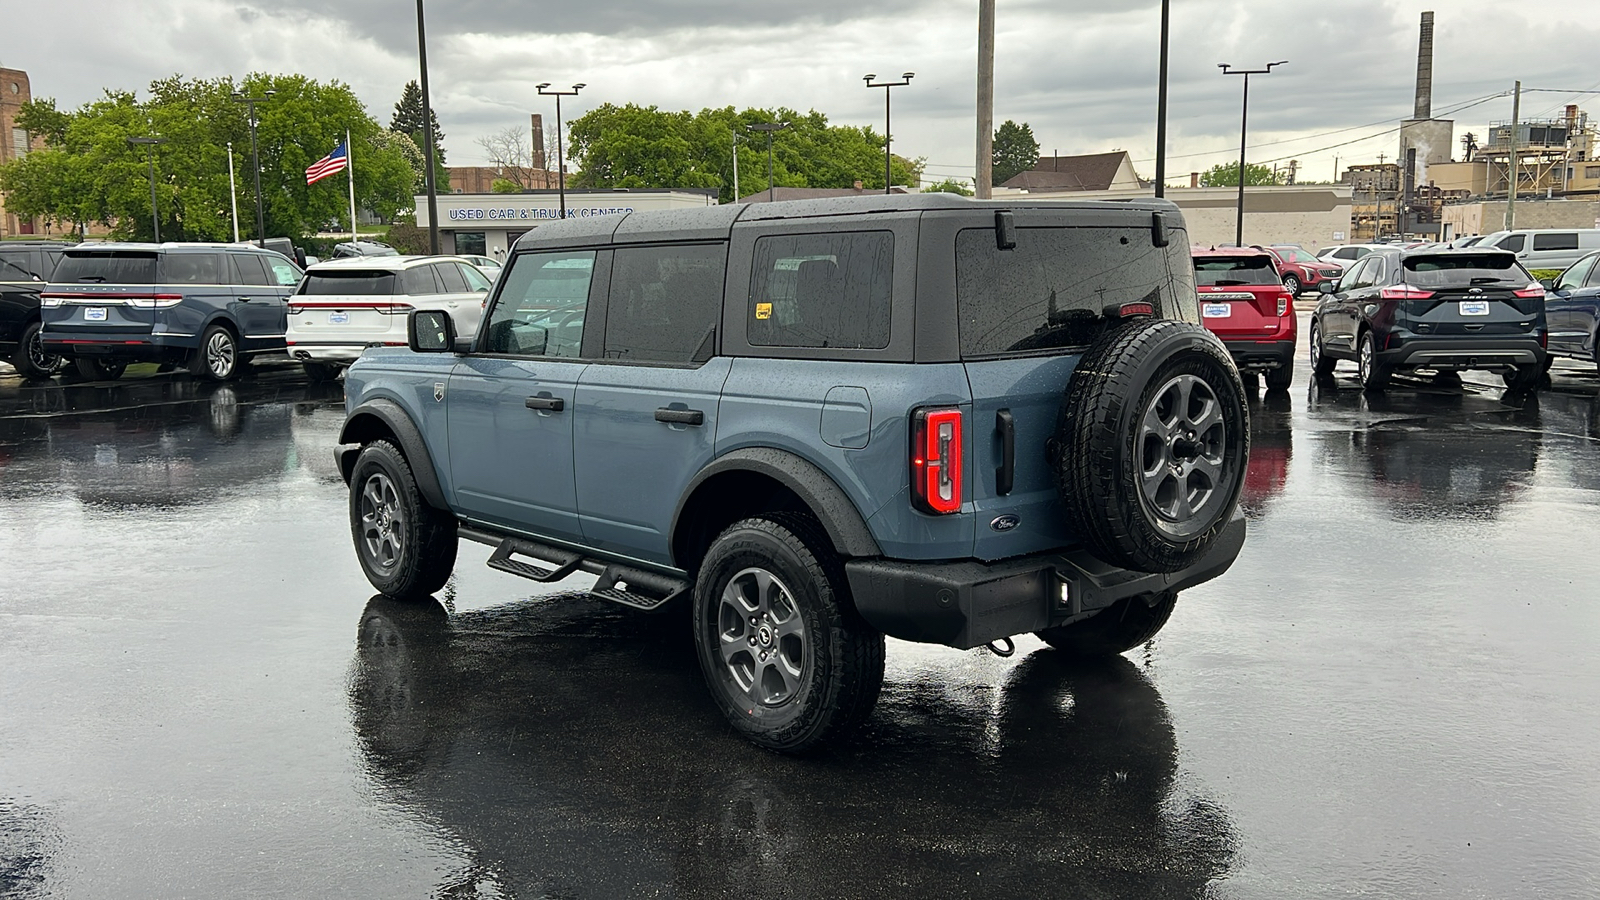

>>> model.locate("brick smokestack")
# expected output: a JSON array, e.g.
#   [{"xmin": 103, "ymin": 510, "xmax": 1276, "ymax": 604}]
[
  {"xmin": 530, "ymin": 113, "xmax": 546, "ymax": 171},
  {"xmin": 1413, "ymin": 11, "xmax": 1434, "ymax": 120}
]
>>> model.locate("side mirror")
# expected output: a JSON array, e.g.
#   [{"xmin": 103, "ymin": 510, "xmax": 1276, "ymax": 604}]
[
  {"xmin": 1319, "ymin": 281, "xmax": 1337, "ymax": 294},
  {"xmin": 1539, "ymin": 278, "xmax": 1555, "ymax": 290},
  {"xmin": 408, "ymin": 309, "xmax": 456, "ymax": 353}
]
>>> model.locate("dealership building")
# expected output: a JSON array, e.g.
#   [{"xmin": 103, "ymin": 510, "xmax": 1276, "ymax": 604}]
[{"xmin": 413, "ymin": 189, "xmax": 720, "ymax": 257}]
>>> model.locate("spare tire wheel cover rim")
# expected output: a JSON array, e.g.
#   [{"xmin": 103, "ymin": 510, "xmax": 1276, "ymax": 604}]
[{"xmin": 1137, "ymin": 371, "xmax": 1229, "ymax": 537}]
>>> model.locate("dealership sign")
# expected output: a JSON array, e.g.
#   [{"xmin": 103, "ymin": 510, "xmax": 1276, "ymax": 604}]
[{"xmin": 447, "ymin": 206, "xmax": 635, "ymax": 221}]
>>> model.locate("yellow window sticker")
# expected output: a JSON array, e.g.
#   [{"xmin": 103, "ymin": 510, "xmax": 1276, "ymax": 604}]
[{"xmin": 755, "ymin": 302, "xmax": 773, "ymax": 320}]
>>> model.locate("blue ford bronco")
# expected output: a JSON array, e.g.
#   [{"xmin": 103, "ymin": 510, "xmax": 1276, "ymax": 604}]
[{"xmin": 337, "ymin": 195, "xmax": 1249, "ymax": 751}]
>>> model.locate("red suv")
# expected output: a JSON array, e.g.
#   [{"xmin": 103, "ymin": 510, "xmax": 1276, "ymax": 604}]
[
  {"xmin": 1256, "ymin": 245, "xmax": 1344, "ymax": 296},
  {"xmin": 1192, "ymin": 247, "xmax": 1297, "ymax": 389}
]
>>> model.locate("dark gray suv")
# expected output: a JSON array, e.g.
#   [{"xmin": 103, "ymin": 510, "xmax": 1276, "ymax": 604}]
[
  {"xmin": 336, "ymin": 195, "xmax": 1251, "ymax": 750},
  {"xmin": 0, "ymin": 240, "xmax": 68, "ymax": 379},
  {"xmin": 39, "ymin": 242, "xmax": 303, "ymax": 381}
]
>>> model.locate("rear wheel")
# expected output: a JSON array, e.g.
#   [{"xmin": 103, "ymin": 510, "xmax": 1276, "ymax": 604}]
[
  {"xmin": 349, "ymin": 440, "xmax": 458, "ymax": 600},
  {"xmin": 191, "ymin": 324, "xmax": 243, "ymax": 381},
  {"xmin": 1358, "ymin": 331, "xmax": 1389, "ymax": 391},
  {"xmin": 74, "ymin": 357, "xmax": 126, "ymax": 381},
  {"xmin": 692, "ymin": 513, "xmax": 884, "ymax": 752},
  {"xmin": 11, "ymin": 321, "xmax": 61, "ymax": 380},
  {"xmin": 1282, "ymin": 274, "xmax": 1301, "ymax": 295},
  {"xmin": 1264, "ymin": 360, "xmax": 1293, "ymax": 391},
  {"xmin": 1501, "ymin": 364, "xmax": 1543, "ymax": 391},
  {"xmin": 302, "ymin": 361, "xmax": 340, "ymax": 383},
  {"xmin": 1036, "ymin": 591, "xmax": 1177, "ymax": 656}
]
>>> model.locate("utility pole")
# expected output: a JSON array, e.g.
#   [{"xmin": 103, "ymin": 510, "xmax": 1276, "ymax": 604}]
[
  {"xmin": 127, "ymin": 136, "xmax": 165, "ymax": 242},
  {"xmin": 747, "ymin": 122, "xmax": 789, "ymax": 202},
  {"xmin": 415, "ymin": 0, "xmax": 440, "ymax": 253},
  {"xmin": 1506, "ymin": 79, "xmax": 1521, "ymax": 230},
  {"xmin": 976, "ymin": 0, "xmax": 995, "ymax": 199},
  {"xmin": 732, "ymin": 127, "xmax": 739, "ymax": 200},
  {"xmin": 226, "ymin": 141, "xmax": 240, "ymax": 243},
  {"xmin": 1154, "ymin": 0, "xmax": 1170, "ymax": 197}
]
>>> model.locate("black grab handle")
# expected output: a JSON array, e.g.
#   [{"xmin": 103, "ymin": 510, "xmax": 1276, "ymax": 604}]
[
  {"xmin": 525, "ymin": 396, "xmax": 565, "ymax": 412},
  {"xmin": 996, "ymin": 409, "xmax": 1015, "ymax": 496},
  {"xmin": 655, "ymin": 408, "xmax": 705, "ymax": 426}
]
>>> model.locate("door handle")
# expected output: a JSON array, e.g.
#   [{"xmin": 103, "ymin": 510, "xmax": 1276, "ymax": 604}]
[
  {"xmin": 525, "ymin": 396, "xmax": 565, "ymax": 412},
  {"xmin": 655, "ymin": 408, "xmax": 704, "ymax": 426},
  {"xmin": 995, "ymin": 409, "xmax": 1015, "ymax": 496},
  {"xmin": 237, "ymin": 296, "xmax": 254, "ymax": 302}
]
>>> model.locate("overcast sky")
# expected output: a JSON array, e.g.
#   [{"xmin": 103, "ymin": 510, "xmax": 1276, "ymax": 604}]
[{"xmin": 4, "ymin": 0, "xmax": 1598, "ymax": 187}]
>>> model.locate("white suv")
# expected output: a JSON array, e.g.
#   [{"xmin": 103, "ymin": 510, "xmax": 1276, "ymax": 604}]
[{"xmin": 286, "ymin": 256, "xmax": 492, "ymax": 381}]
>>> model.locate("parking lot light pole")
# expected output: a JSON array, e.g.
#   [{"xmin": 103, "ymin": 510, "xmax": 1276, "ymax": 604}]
[
  {"xmin": 537, "ymin": 83, "xmax": 585, "ymax": 219},
  {"xmin": 1219, "ymin": 60, "xmax": 1286, "ymax": 246},
  {"xmin": 864, "ymin": 73, "xmax": 913, "ymax": 194},
  {"xmin": 127, "ymin": 136, "xmax": 166, "ymax": 242},
  {"xmin": 231, "ymin": 89, "xmax": 276, "ymax": 247},
  {"xmin": 746, "ymin": 122, "xmax": 789, "ymax": 202}
]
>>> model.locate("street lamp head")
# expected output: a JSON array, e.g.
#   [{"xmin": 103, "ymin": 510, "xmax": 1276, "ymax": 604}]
[
  {"xmin": 536, "ymin": 82, "xmax": 551, "ymax": 90},
  {"xmin": 902, "ymin": 72, "xmax": 915, "ymax": 80},
  {"xmin": 864, "ymin": 74, "xmax": 877, "ymax": 83},
  {"xmin": 264, "ymin": 89, "xmax": 277, "ymax": 98},
  {"xmin": 572, "ymin": 83, "xmax": 586, "ymax": 90},
  {"xmin": 1270, "ymin": 60, "xmax": 1289, "ymax": 68},
  {"xmin": 231, "ymin": 91, "xmax": 242, "ymax": 100}
]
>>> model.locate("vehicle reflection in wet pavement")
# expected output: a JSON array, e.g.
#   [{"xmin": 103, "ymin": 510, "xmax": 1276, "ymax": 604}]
[{"xmin": 2, "ymin": 361, "xmax": 1599, "ymax": 898}]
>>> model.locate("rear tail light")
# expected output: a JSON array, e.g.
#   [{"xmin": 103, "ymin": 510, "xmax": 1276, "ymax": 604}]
[
  {"xmin": 1514, "ymin": 283, "xmax": 1545, "ymax": 298},
  {"xmin": 1379, "ymin": 285, "xmax": 1434, "ymax": 300},
  {"xmin": 911, "ymin": 407, "xmax": 963, "ymax": 515},
  {"xmin": 1277, "ymin": 293, "xmax": 1292, "ymax": 317},
  {"xmin": 127, "ymin": 294, "xmax": 184, "ymax": 309}
]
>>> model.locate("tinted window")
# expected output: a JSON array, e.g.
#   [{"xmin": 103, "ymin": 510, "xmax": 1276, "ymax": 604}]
[
  {"xmin": 0, "ymin": 249, "xmax": 36, "ymax": 281},
  {"xmin": 1275, "ymin": 247, "xmax": 1319, "ymax": 264},
  {"xmin": 1532, "ymin": 232, "xmax": 1578, "ymax": 251},
  {"xmin": 53, "ymin": 252, "xmax": 157, "ymax": 284},
  {"xmin": 455, "ymin": 232, "xmax": 487, "ymax": 256},
  {"xmin": 459, "ymin": 263, "xmax": 492, "ymax": 292},
  {"xmin": 1193, "ymin": 255, "xmax": 1280, "ymax": 286},
  {"xmin": 1554, "ymin": 256, "xmax": 1594, "ymax": 291},
  {"xmin": 605, "ymin": 244, "xmax": 725, "ymax": 363},
  {"xmin": 483, "ymin": 250, "xmax": 595, "ymax": 357},
  {"xmin": 159, "ymin": 253, "xmax": 223, "ymax": 284},
  {"xmin": 1337, "ymin": 257, "xmax": 1371, "ymax": 292},
  {"xmin": 230, "ymin": 253, "xmax": 274, "ymax": 286},
  {"xmin": 749, "ymin": 232, "xmax": 892, "ymax": 349},
  {"xmin": 435, "ymin": 262, "xmax": 469, "ymax": 293},
  {"xmin": 1333, "ymin": 247, "xmax": 1361, "ymax": 260},
  {"xmin": 299, "ymin": 271, "xmax": 398, "ymax": 295},
  {"xmin": 958, "ymin": 226, "xmax": 1174, "ymax": 356},
  {"xmin": 1402, "ymin": 253, "xmax": 1532, "ymax": 287},
  {"xmin": 403, "ymin": 266, "xmax": 441, "ymax": 295},
  {"xmin": 1497, "ymin": 234, "xmax": 1526, "ymax": 253}
]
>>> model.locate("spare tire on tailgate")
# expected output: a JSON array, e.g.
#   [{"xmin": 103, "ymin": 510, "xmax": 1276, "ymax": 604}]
[{"xmin": 1052, "ymin": 318, "xmax": 1249, "ymax": 574}]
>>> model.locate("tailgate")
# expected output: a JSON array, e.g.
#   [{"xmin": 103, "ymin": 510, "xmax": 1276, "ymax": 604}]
[
  {"xmin": 1198, "ymin": 286, "xmax": 1282, "ymax": 337},
  {"xmin": 1406, "ymin": 289, "xmax": 1539, "ymax": 336},
  {"xmin": 287, "ymin": 298, "xmax": 405, "ymax": 338},
  {"xmin": 41, "ymin": 286, "xmax": 159, "ymax": 335}
]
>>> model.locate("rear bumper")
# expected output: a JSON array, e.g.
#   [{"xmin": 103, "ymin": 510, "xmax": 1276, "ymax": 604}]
[
  {"xmin": 40, "ymin": 330, "xmax": 191, "ymax": 360},
  {"xmin": 1379, "ymin": 336, "xmax": 1545, "ymax": 370},
  {"xmin": 844, "ymin": 509, "xmax": 1247, "ymax": 650},
  {"xmin": 1220, "ymin": 337, "xmax": 1295, "ymax": 370},
  {"xmin": 287, "ymin": 341, "xmax": 379, "ymax": 363}
]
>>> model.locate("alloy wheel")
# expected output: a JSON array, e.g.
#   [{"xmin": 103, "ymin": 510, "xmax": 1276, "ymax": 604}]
[
  {"xmin": 26, "ymin": 329, "xmax": 61, "ymax": 375},
  {"xmin": 1138, "ymin": 373, "xmax": 1227, "ymax": 530},
  {"xmin": 715, "ymin": 567, "xmax": 808, "ymax": 707},
  {"xmin": 359, "ymin": 472, "xmax": 405, "ymax": 572},
  {"xmin": 206, "ymin": 330, "xmax": 236, "ymax": 378},
  {"xmin": 1359, "ymin": 335, "xmax": 1374, "ymax": 383}
]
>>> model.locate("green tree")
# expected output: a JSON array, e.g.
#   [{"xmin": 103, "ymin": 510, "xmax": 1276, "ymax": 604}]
[
  {"xmin": 922, "ymin": 178, "xmax": 974, "ymax": 196},
  {"xmin": 490, "ymin": 178, "xmax": 522, "ymax": 193},
  {"xmin": 390, "ymin": 80, "xmax": 448, "ymax": 187},
  {"xmin": 371, "ymin": 129, "xmax": 427, "ymax": 194},
  {"xmin": 991, "ymin": 119, "xmax": 1040, "ymax": 186},
  {"xmin": 0, "ymin": 74, "xmax": 417, "ymax": 242},
  {"xmin": 567, "ymin": 104, "xmax": 924, "ymax": 204},
  {"xmin": 1199, "ymin": 161, "xmax": 1281, "ymax": 187}
]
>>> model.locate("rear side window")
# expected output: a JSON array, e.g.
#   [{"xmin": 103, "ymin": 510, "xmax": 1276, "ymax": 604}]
[
  {"xmin": 159, "ymin": 253, "xmax": 223, "ymax": 284},
  {"xmin": 484, "ymin": 250, "xmax": 596, "ymax": 357},
  {"xmin": 748, "ymin": 231, "xmax": 892, "ymax": 349},
  {"xmin": 1402, "ymin": 254, "xmax": 1532, "ymax": 287},
  {"xmin": 53, "ymin": 252, "xmax": 157, "ymax": 284},
  {"xmin": 0, "ymin": 249, "xmax": 36, "ymax": 281},
  {"xmin": 606, "ymin": 244, "xmax": 725, "ymax": 363},
  {"xmin": 1532, "ymin": 233, "xmax": 1578, "ymax": 251},
  {"xmin": 1192, "ymin": 255, "xmax": 1280, "ymax": 286},
  {"xmin": 957, "ymin": 226, "xmax": 1174, "ymax": 357},
  {"xmin": 299, "ymin": 271, "xmax": 398, "ymax": 295},
  {"xmin": 403, "ymin": 267, "xmax": 442, "ymax": 295}
]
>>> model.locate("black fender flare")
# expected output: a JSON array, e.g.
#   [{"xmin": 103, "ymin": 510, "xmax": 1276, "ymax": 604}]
[
  {"xmin": 672, "ymin": 448, "xmax": 882, "ymax": 562},
  {"xmin": 336, "ymin": 398, "xmax": 449, "ymax": 510}
]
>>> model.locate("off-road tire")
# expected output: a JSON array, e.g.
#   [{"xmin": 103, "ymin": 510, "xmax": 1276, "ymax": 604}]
[
  {"xmin": 1309, "ymin": 322, "xmax": 1337, "ymax": 378},
  {"xmin": 1052, "ymin": 318, "xmax": 1249, "ymax": 574},
  {"xmin": 349, "ymin": 439, "xmax": 458, "ymax": 601},
  {"xmin": 692, "ymin": 513, "xmax": 885, "ymax": 752},
  {"xmin": 74, "ymin": 357, "xmax": 126, "ymax": 381},
  {"xmin": 1036, "ymin": 591, "xmax": 1177, "ymax": 656},
  {"xmin": 1265, "ymin": 360, "xmax": 1293, "ymax": 391},
  {"xmin": 191, "ymin": 324, "xmax": 243, "ymax": 382},
  {"xmin": 1358, "ymin": 331, "xmax": 1390, "ymax": 391},
  {"xmin": 11, "ymin": 321, "xmax": 61, "ymax": 380}
]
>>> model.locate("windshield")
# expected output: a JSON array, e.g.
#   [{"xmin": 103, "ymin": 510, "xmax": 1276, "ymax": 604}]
[
  {"xmin": 1275, "ymin": 247, "xmax": 1319, "ymax": 264},
  {"xmin": 53, "ymin": 252, "xmax": 157, "ymax": 284},
  {"xmin": 1192, "ymin": 256, "xmax": 1280, "ymax": 286},
  {"xmin": 1402, "ymin": 254, "xmax": 1533, "ymax": 287},
  {"xmin": 299, "ymin": 271, "xmax": 398, "ymax": 295}
]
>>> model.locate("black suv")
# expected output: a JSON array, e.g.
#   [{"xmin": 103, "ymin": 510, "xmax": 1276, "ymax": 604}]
[
  {"xmin": 0, "ymin": 241, "xmax": 69, "ymax": 379},
  {"xmin": 1309, "ymin": 247, "xmax": 1548, "ymax": 391}
]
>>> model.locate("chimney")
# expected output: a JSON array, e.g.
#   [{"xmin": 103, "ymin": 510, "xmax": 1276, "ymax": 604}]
[
  {"xmin": 1189, "ymin": 172, "xmax": 1200, "ymax": 188},
  {"xmin": 530, "ymin": 113, "xmax": 547, "ymax": 172},
  {"xmin": 1413, "ymin": 11, "xmax": 1434, "ymax": 120}
]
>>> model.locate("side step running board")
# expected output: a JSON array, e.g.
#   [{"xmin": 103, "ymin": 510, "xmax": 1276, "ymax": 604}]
[{"xmin": 470, "ymin": 528, "xmax": 688, "ymax": 612}]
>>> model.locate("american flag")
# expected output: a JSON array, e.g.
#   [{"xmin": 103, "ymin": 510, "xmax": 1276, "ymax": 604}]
[{"xmin": 305, "ymin": 142, "xmax": 348, "ymax": 185}]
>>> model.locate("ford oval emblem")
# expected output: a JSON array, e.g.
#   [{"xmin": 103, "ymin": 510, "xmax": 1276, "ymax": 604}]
[{"xmin": 989, "ymin": 514, "xmax": 1021, "ymax": 533}]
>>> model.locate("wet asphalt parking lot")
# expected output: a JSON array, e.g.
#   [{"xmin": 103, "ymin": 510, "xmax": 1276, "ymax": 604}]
[{"xmin": 2, "ymin": 323, "xmax": 1599, "ymax": 899}]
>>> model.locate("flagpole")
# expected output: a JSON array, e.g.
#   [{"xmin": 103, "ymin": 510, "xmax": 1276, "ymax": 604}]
[
  {"xmin": 346, "ymin": 130, "xmax": 358, "ymax": 245},
  {"xmin": 227, "ymin": 142, "xmax": 240, "ymax": 243}
]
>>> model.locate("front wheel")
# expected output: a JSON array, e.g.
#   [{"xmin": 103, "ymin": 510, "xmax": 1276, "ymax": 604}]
[
  {"xmin": 1309, "ymin": 322, "xmax": 1336, "ymax": 377},
  {"xmin": 1282, "ymin": 274, "xmax": 1301, "ymax": 295},
  {"xmin": 11, "ymin": 321, "xmax": 62, "ymax": 380},
  {"xmin": 191, "ymin": 324, "xmax": 243, "ymax": 381},
  {"xmin": 74, "ymin": 357, "xmax": 126, "ymax": 381},
  {"xmin": 692, "ymin": 514, "xmax": 885, "ymax": 752},
  {"xmin": 1036, "ymin": 591, "xmax": 1177, "ymax": 656},
  {"xmin": 349, "ymin": 440, "xmax": 458, "ymax": 600}
]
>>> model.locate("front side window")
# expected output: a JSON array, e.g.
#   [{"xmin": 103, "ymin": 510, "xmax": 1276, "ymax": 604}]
[
  {"xmin": 267, "ymin": 258, "xmax": 302, "ymax": 286},
  {"xmin": 1337, "ymin": 257, "xmax": 1370, "ymax": 292},
  {"xmin": 1554, "ymin": 256, "xmax": 1594, "ymax": 291},
  {"xmin": 957, "ymin": 226, "xmax": 1174, "ymax": 356},
  {"xmin": 0, "ymin": 249, "xmax": 36, "ymax": 281},
  {"xmin": 1497, "ymin": 234, "xmax": 1526, "ymax": 253},
  {"xmin": 458, "ymin": 263, "xmax": 493, "ymax": 292},
  {"xmin": 482, "ymin": 250, "xmax": 596, "ymax": 357},
  {"xmin": 605, "ymin": 244, "xmax": 725, "ymax": 363},
  {"xmin": 749, "ymin": 231, "xmax": 892, "ymax": 350}
]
